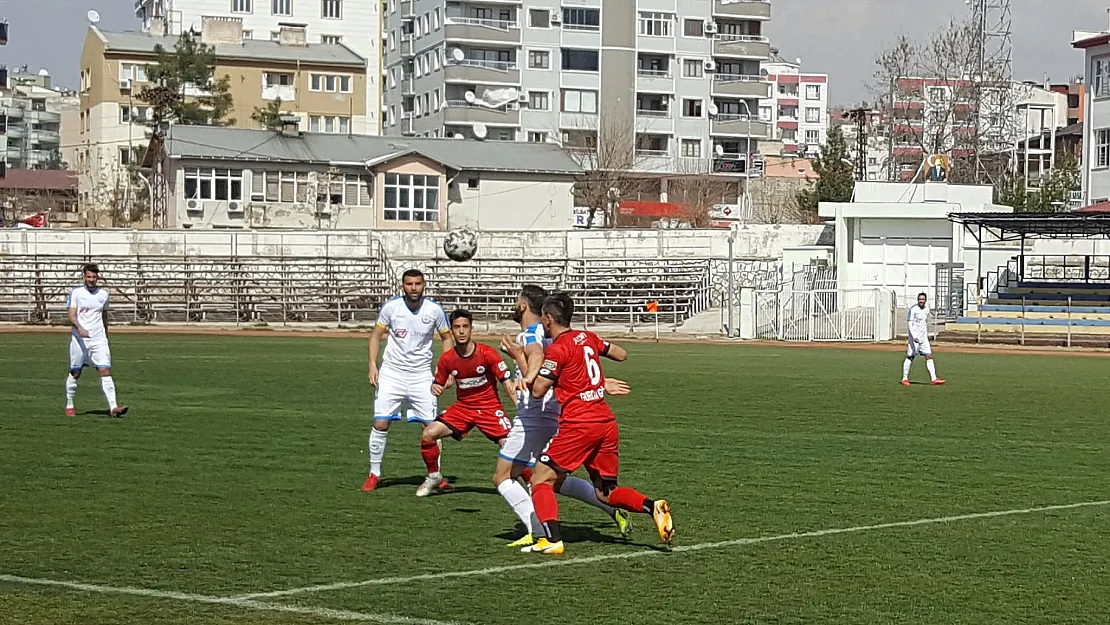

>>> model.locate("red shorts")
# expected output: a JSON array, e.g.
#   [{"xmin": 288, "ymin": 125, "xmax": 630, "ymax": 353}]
[
  {"xmin": 539, "ymin": 420, "xmax": 619, "ymax": 480},
  {"xmin": 437, "ymin": 404, "xmax": 511, "ymax": 442}
]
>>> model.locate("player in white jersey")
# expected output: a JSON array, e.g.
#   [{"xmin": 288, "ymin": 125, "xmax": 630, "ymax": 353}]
[
  {"xmin": 494, "ymin": 285, "xmax": 632, "ymax": 548},
  {"xmin": 65, "ymin": 264, "xmax": 128, "ymax": 417},
  {"xmin": 363, "ymin": 269, "xmax": 455, "ymax": 495},
  {"xmin": 902, "ymin": 292, "xmax": 945, "ymax": 386}
]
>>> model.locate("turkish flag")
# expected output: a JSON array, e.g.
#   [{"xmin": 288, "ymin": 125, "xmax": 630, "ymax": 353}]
[{"xmin": 20, "ymin": 213, "xmax": 48, "ymax": 228}]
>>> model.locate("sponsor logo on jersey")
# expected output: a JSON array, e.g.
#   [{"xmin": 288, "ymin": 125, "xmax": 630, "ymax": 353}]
[
  {"xmin": 393, "ymin": 328, "xmax": 409, "ymax": 338},
  {"xmin": 496, "ymin": 361, "xmax": 507, "ymax": 371},
  {"xmin": 476, "ymin": 365, "xmax": 485, "ymax": 374},
  {"xmin": 573, "ymin": 332, "xmax": 587, "ymax": 345},
  {"xmin": 421, "ymin": 314, "xmax": 435, "ymax": 324},
  {"xmin": 542, "ymin": 359, "xmax": 556, "ymax": 370},
  {"xmin": 457, "ymin": 376, "xmax": 488, "ymax": 389},
  {"xmin": 579, "ymin": 388, "xmax": 605, "ymax": 402}
]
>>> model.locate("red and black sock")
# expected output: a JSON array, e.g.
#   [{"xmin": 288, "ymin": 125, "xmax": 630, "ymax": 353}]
[
  {"xmin": 607, "ymin": 486, "xmax": 654, "ymax": 514},
  {"xmin": 419, "ymin": 439, "xmax": 440, "ymax": 474},
  {"xmin": 531, "ymin": 482, "xmax": 562, "ymax": 542}
]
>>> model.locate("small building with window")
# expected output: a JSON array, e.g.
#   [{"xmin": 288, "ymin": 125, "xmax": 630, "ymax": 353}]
[{"xmin": 151, "ymin": 124, "xmax": 581, "ymax": 230}]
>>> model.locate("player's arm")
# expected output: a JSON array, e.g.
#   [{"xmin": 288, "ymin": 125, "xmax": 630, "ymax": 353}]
[
  {"xmin": 531, "ymin": 348, "xmax": 561, "ymax": 399},
  {"xmin": 493, "ymin": 353, "xmax": 515, "ymax": 396},
  {"xmin": 436, "ymin": 307, "xmax": 454, "ymax": 352},
  {"xmin": 367, "ymin": 323, "xmax": 388, "ymax": 385},
  {"xmin": 101, "ymin": 294, "xmax": 109, "ymax": 335},
  {"xmin": 67, "ymin": 290, "xmax": 89, "ymax": 338},
  {"xmin": 600, "ymin": 340, "xmax": 627, "ymax": 362},
  {"xmin": 431, "ymin": 354, "xmax": 450, "ymax": 397},
  {"xmin": 907, "ymin": 309, "xmax": 922, "ymax": 343}
]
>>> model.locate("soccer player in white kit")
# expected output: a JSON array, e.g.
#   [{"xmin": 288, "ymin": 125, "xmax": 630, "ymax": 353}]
[
  {"xmin": 902, "ymin": 292, "xmax": 945, "ymax": 386},
  {"xmin": 65, "ymin": 264, "xmax": 128, "ymax": 417},
  {"xmin": 364, "ymin": 269, "xmax": 455, "ymax": 495},
  {"xmin": 495, "ymin": 285, "xmax": 631, "ymax": 548}
]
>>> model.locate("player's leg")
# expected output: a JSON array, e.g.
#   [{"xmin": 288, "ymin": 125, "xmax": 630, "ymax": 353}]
[
  {"xmin": 588, "ymin": 421, "xmax": 674, "ymax": 546},
  {"xmin": 902, "ymin": 339, "xmax": 916, "ymax": 385},
  {"xmin": 364, "ymin": 374, "xmax": 404, "ymax": 491},
  {"xmin": 525, "ymin": 460, "xmax": 565, "ymax": 554},
  {"xmin": 921, "ymin": 341, "xmax": 944, "ymax": 385},
  {"xmin": 487, "ymin": 416, "xmax": 542, "ymax": 546},
  {"xmin": 407, "ymin": 373, "xmax": 451, "ymax": 494},
  {"xmin": 90, "ymin": 341, "xmax": 126, "ymax": 417},
  {"xmin": 65, "ymin": 336, "xmax": 84, "ymax": 416},
  {"xmin": 416, "ymin": 419, "xmax": 458, "ymax": 496}
]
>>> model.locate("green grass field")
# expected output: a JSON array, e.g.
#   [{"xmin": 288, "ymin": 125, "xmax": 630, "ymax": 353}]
[{"xmin": 2, "ymin": 332, "xmax": 1110, "ymax": 625}]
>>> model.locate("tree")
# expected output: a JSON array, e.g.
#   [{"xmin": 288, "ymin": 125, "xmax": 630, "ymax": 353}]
[
  {"xmin": 35, "ymin": 151, "xmax": 68, "ymax": 171},
  {"xmin": 1001, "ymin": 150, "xmax": 1081, "ymax": 213},
  {"xmin": 796, "ymin": 125, "xmax": 854, "ymax": 221},
  {"xmin": 251, "ymin": 98, "xmax": 286, "ymax": 130},
  {"xmin": 137, "ymin": 32, "xmax": 234, "ymax": 128},
  {"xmin": 560, "ymin": 110, "xmax": 654, "ymax": 228}
]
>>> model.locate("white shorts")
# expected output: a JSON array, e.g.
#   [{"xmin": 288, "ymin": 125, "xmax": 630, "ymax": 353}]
[
  {"xmin": 907, "ymin": 337, "xmax": 932, "ymax": 357},
  {"xmin": 69, "ymin": 335, "xmax": 111, "ymax": 371},
  {"xmin": 373, "ymin": 369, "xmax": 437, "ymax": 423},
  {"xmin": 498, "ymin": 416, "xmax": 559, "ymax": 466}
]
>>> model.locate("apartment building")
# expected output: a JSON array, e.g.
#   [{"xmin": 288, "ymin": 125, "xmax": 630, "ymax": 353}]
[
  {"xmin": 133, "ymin": 0, "xmax": 380, "ymax": 132},
  {"xmin": 0, "ymin": 80, "xmax": 72, "ymax": 170},
  {"xmin": 1074, "ymin": 28, "xmax": 1110, "ymax": 204},
  {"xmin": 380, "ymin": 0, "xmax": 772, "ymax": 175},
  {"xmin": 77, "ymin": 22, "xmax": 367, "ymax": 209},
  {"xmin": 759, "ymin": 55, "xmax": 828, "ymax": 157}
]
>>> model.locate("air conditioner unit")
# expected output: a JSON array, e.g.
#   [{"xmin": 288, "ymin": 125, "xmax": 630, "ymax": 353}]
[
  {"xmin": 549, "ymin": 9, "xmax": 561, "ymax": 23},
  {"xmin": 316, "ymin": 203, "xmax": 332, "ymax": 217},
  {"xmin": 185, "ymin": 199, "xmax": 201, "ymax": 212},
  {"xmin": 703, "ymin": 60, "xmax": 717, "ymax": 72},
  {"xmin": 517, "ymin": 93, "xmax": 529, "ymax": 103},
  {"xmin": 227, "ymin": 200, "xmax": 244, "ymax": 214},
  {"xmin": 703, "ymin": 22, "xmax": 717, "ymax": 34},
  {"xmin": 119, "ymin": 79, "xmax": 132, "ymax": 92}
]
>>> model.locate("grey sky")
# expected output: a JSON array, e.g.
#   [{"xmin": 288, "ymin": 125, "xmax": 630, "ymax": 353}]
[{"xmin": 0, "ymin": 0, "xmax": 1099, "ymax": 104}]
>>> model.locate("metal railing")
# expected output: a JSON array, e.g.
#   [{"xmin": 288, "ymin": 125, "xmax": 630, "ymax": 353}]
[
  {"xmin": 1014, "ymin": 255, "xmax": 1110, "ymax": 283},
  {"xmin": 637, "ymin": 68, "xmax": 672, "ymax": 78},
  {"xmin": 446, "ymin": 17, "xmax": 518, "ymax": 30},
  {"xmin": 713, "ymin": 73, "xmax": 763, "ymax": 83},
  {"xmin": 635, "ymin": 109, "xmax": 670, "ymax": 118},
  {"xmin": 447, "ymin": 58, "xmax": 518, "ymax": 71},
  {"xmin": 713, "ymin": 33, "xmax": 770, "ymax": 43}
]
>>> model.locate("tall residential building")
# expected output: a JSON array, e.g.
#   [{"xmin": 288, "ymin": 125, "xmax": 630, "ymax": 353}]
[
  {"xmin": 0, "ymin": 80, "xmax": 73, "ymax": 169},
  {"xmin": 380, "ymin": 0, "xmax": 772, "ymax": 175},
  {"xmin": 133, "ymin": 0, "xmax": 380, "ymax": 133},
  {"xmin": 759, "ymin": 55, "xmax": 828, "ymax": 158},
  {"xmin": 77, "ymin": 22, "xmax": 367, "ymax": 213},
  {"xmin": 1074, "ymin": 27, "xmax": 1110, "ymax": 204}
]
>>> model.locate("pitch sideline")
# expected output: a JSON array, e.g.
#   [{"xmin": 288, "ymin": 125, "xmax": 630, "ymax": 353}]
[{"xmin": 235, "ymin": 498, "xmax": 1110, "ymax": 600}]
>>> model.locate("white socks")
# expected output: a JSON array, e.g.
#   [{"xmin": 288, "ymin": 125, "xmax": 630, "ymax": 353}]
[
  {"xmin": 100, "ymin": 376, "xmax": 117, "ymax": 410},
  {"xmin": 902, "ymin": 358, "xmax": 912, "ymax": 380},
  {"xmin": 65, "ymin": 375, "xmax": 78, "ymax": 409},
  {"xmin": 497, "ymin": 479, "xmax": 541, "ymax": 535},
  {"xmin": 558, "ymin": 475, "xmax": 616, "ymax": 516},
  {"xmin": 368, "ymin": 428, "xmax": 389, "ymax": 476},
  {"xmin": 926, "ymin": 359, "xmax": 938, "ymax": 381}
]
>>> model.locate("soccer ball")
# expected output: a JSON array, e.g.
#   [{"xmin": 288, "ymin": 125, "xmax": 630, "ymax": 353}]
[{"xmin": 443, "ymin": 228, "xmax": 478, "ymax": 262}]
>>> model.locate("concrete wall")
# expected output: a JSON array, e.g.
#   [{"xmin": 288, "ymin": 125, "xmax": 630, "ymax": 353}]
[
  {"xmin": 0, "ymin": 225, "xmax": 825, "ymax": 261},
  {"xmin": 446, "ymin": 173, "xmax": 575, "ymax": 230}
]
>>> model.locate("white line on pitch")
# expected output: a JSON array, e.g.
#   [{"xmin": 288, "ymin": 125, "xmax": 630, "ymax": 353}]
[
  {"xmin": 0, "ymin": 574, "xmax": 466, "ymax": 625},
  {"xmin": 236, "ymin": 498, "xmax": 1110, "ymax": 600}
]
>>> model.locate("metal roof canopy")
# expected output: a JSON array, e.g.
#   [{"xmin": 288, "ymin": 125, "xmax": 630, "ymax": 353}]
[{"xmin": 950, "ymin": 212, "xmax": 1110, "ymax": 242}]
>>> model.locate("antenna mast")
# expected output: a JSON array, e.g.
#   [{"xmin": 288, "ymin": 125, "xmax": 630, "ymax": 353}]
[{"xmin": 970, "ymin": 0, "xmax": 1014, "ymax": 185}]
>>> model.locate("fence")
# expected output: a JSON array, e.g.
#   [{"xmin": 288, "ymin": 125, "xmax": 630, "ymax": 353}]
[{"xmin": 753, "ymin": 288, "xmax": 888, "ymax": 341}]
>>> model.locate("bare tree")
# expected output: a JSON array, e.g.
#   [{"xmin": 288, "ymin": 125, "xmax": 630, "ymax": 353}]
[
  {"xmin": 666, "ymin": 158, "xmax": 740, "ymax": 228},
  {"xmin": 79, "ymin": 151, "xmax": 151, "ymax": 227}
]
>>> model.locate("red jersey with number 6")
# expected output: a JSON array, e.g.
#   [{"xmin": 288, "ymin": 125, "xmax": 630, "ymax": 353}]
[
  {"xmin": 434, "ymin": 344, "xmax": 511, "ymax": 411},
  {"xmin": 538, "ymin": 330, "xmax": 615, "ymax": 424}
]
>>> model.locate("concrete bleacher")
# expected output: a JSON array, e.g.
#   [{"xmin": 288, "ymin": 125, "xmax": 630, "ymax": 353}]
[{"xmin": 943, "ymin": 255, "xmax": 1110, "ymax": 344}]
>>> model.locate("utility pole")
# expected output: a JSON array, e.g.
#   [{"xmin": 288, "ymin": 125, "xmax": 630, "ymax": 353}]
[
  {"xmin": 969, "ymin": 0, "xmax": 1014, "ymax": 185},
  {"xmin": 846, "ymin": 106, "xmax": 872, "ymax": 182}
]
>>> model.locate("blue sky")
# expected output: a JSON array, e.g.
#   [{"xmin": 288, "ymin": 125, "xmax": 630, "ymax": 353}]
[{"xmin": 0, "ymin": 0, "xmax": 1097, "ymax": 103}]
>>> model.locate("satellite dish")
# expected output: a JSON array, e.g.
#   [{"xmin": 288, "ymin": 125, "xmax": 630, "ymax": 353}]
[
  {"xmin": 714, "ymin": 144, "xmax": 724, "ymax": 156},
  {"xmin": 450, "ymin": 48, "xmax": 465, "ymax": 62},
  {"xmin": 87, "ymin": 9, "xmax": 101, "ymax": 24},
  {"xmin": 464, "ymin": 91, "xmax": 476, "ymax": 104},
  {"xmin": 472, "ymin": 122, "xmax": 488, "ymax": 140},
  {"xmin": 37, "ymin": 69, "xmax": 49, "ymax": 76},
  {"xmin": 707, "ymin": 103, "xmax": 719, "ymax": 116},
  {"xmin": 453, "ymin": 133, "xmax": 465, "ymax": 140},
  {"xmin": 795, "ymin": 57, "xmax": 802, "ymax": 66}
]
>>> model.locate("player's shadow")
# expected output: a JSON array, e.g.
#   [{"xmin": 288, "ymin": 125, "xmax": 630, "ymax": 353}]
[
  {"xmin": 495, "ymin": 521, "xmax": 652, "ymax": 548},
  {"xmin": 81, "ymin": 409, "xmax": 112, "ymax": 417}
]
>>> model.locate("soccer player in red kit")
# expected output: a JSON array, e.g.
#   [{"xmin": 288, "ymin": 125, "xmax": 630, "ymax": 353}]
[
  {"xmin": 524, "ymin": 292, "xmax": 674, "ymax": 554},
  {"xmin": 419, "ymin": 309, "xmax": 517, "ymax": 497}
]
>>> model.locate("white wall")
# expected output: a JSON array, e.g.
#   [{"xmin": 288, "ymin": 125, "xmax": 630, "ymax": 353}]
[{"xmin": 446, "ymin": 174, "xmax": 575, "ymax": 231}]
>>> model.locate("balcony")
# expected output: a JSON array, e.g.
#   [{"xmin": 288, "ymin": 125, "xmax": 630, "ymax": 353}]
[
  {"xmin": 443, "ymin": 100, "xmax": 521, "ymax": 126},
  {"xmin": 261, "ymin": 85, "xmax": 296, "ymax": 101},
  {"xmin": 711, "ymin": 34, "xmax": 771, "ymax": 60},
  {"xmin": 444, "ymin": 59, "xmax": 521, "ymax": 85},
  {"xmin": 400, "ymin": 35, "xmax": 414, "ymax": 57},
  {"xmin": 31, "ymin": 129, "xmax": 61, "ymax": 145},
  {"xmin": 711, "ymin": 74, "xmax": 770, "ymax": 98},
  {"xmin": 636, "ymin": 67, "xmax": 674, "ymax": 91},
  {"xmin": 0, "ymin": 105, "xmax": 24, "ymax": 119},
  {"xmin": 400, "ymin": 113, "xmax": 415, "ymax": 136},
  {"xmin": 710, "ymin": 115, "xmax": 770, "ymax": 138},
  {"xmin": 713, "ymin": 0, "xmax": 771, "ymax": 19},
  {"xmin": 444, "ymin": 17, "xmax": 521, "ymax": 45},
  {"xmin": 399, "ymin": 0, "xmax": 414, "ymax": 17},
  {"xmin": 3, "ymin": 125, "xmax": 26, "ymax": 139}
]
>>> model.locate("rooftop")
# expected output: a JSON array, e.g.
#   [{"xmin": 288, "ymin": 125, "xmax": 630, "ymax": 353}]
[
  {"xmin": 161, "ymin": 126, "xmax": 584, "ymax": 175},
  {"xmin": 0, "ymin": 169, "xmax": 78, "ymax": 191},
  {"xmin": 94, "ymin": 27, "xmax": 366, "ymax": 68},
  {"xmin": 950, "ymin": 211, "xmax": 1110, "ymax": 239}
]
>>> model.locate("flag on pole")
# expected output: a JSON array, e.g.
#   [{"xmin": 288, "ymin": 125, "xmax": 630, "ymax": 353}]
[
  {"xmin": 19, "ymin": 212, "xmax": 48, "ymax": 228},
  {"xmin": 645, "ymin": 301, "xmax": 659, "ymax": 314}
]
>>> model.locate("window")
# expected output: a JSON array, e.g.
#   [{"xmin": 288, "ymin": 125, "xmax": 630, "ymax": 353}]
[
  {"xmin": 778, "ymin": 82, "xmax": 798, "ymax": 96},
  {"xmin": 680, "ymin": 139, "xmax": 701, "ymax": 158},
  {"xmin": 561, "ymin": 89, "xmax": 598, "ymax": 114},
  {"xmin": 184, "ymin": 168, "xmax": 244, "ymax": 201},
  {"xmin": 231, "ymin": 0, "xmax": 252, "ymax": 13},
  {"xmin": 682, "ymin": 59, "xmax": 703, "ymax": 78},
  {"xmin": 805, "ymin": 107, "xmax": 821, "ymax": 123},
  {"xmin": 321, "ymin": 34, "xmax": 342, "ymax": 44},
  {"xmin": 528, "ymin": 50, "xmax": 550, "ymax": 69},
  {"xmin": 323, "ymin": 173, "xmax": 372, "ymax": 206},
  {"xmin": 638, "ymin": 12, "xmax": 673, "ymax": 37},
  {"xmin": 683, "ymin": 19, "xmax": 703, "ymax": 37},
  {"xmin": 119, "ymin": 63, "xmax": 148, "ymax": 82},
  {"xmin": 383, "ymin": 173, "xmax": 440, "ymax": 222},
  {"xmin": 491, "ymin": 128, "xmax": 515, "ymax": 141},
  {"xmin": 561, "ymin": 48, "xmax": 599, "ymax": 72},
  {"xmin": 271, "ymin": 0, "xmax": 292, "ymax": 15},
  {"xmin": 309, "ymin": 115, "xmax": 351, "ymax": 133},
  {"xmin": 805, "ymin": 130, "xmax": 820, "ymax": 144},
  {"xmin": 321, "ymin": 0, "xmax": 341, "ymax": 18},
  {"xmin": 271, "ymin": 31, "xmax": 281, "ymax": 40},
  {"xmin": 1097, "ymin": 129, "xmax": 1110, "ymax": 169},
  {"xmin": 682, "ymin": 98, "xmax": 703, "ymax": 118},
  {"xmin": 528, "ymin": 131, "xmax": 549, "ymax": 143},
  {"xmin": 758, "ymin": 106, "xmax": 772, "ymax": 121},
  {"xmin": 310, "ymin": 73, "xmax": 353, "ymax": 93},
  {"xmin": 562, "ymin": 8, "xmax": 599, "ymax": 30},
  {"xmin": 781, "ymin": 128, "xmax": 797, "ymax": 141},
  {"xmin": 528, "ymin": 91, "xmax": 549, "ymax": 110},
  {"xmin": 254, "ymin": 170, "xmax": 308, "ymax": 203},
  {"xmin": 242, "ymin": 29, "xmax": 253, "ymax": 38},
  {"xmin": 433, "ymin": 8, "xmax": 440, "ymax": 29},
  {"xmin": 528, "ymin": 8, "xmax": 550, "ymax": 27},
  {"xmin": 805, "ymin": 84, "xmax": 822, "ymax": 100},
  {"xmin": 1095, "ymin": 58, "xmax": 1110, "ymax": 98},
  {"xmin": 118, "ymin": 147, "xmax": 141, "ymax": 165},
  {"xmin": 264, "ymin": 72, "xmax": 293, "ymax": 87},
  {"xmin": 120, "ymin": 105, "xmax": 151, "ymax": 123}
]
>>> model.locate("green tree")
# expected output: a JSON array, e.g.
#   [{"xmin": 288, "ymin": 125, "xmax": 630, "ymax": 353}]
[
  {"xmin": 251, "ymin": 98, "xmax": 286, "ymax": 130},
  {"xmin": 999, "ymin": 150, "xmax": 1081, "ymax": 213},
  {"xmin": 796, "ymin": 125, "xmax": 855, "ymax": 221},
  {"xmin": 35, "ymin": 151, "xmax": 68, "ymax": 170},
  {"xmin": 137, "ymin": 33, "xmax": 234, "ymax": 127}
]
